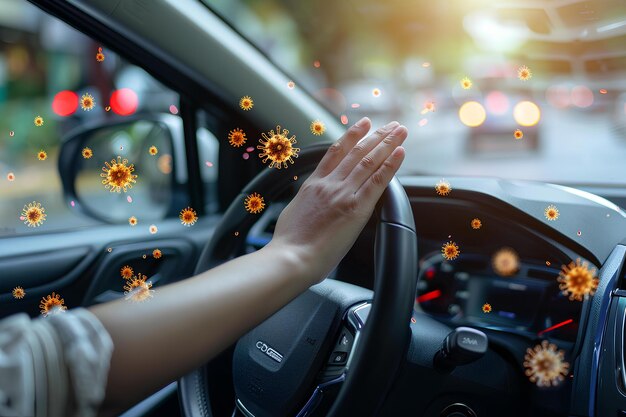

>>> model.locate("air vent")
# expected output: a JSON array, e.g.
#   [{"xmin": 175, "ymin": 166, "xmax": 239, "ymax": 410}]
[{"xmin": 527, "ymin": 268, "xmax": 558, "ymax": 280}]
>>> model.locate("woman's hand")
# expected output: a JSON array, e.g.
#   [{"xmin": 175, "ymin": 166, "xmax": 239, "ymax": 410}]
[{"xmin": 268, "ymin": 117, "xmax": 407, "ymax": 285}]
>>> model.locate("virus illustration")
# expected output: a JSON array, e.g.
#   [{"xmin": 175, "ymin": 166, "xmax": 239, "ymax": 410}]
[
  {"xmin": 492, "ymin": 247, "xmax": 519, "ymax": 276},
  {"xmin": 461, "ymin": 77, "xmax": 472, "ymax": 89},
  {"xmin": 545, "ymin": 205, "xmax": 559, "ymax": 221},
  {"xmin": 435, "ymin": 179, "xmax": 451, "ymax": 196},
  {"xmin": 148, "ymin": 146, "xmax": 158, "ymax": 155},
  {"xmin": 471, "ymin": 218, "xmax": 482, "ymax": 230},
  {"xmin": 257, "ymin": 125, "xmax": 300, "ymax": 169},
  {"xmin": 442, "ymin": 241, "xmax": 460, "ymax": 261},
  {"xmin": 244, "ymin": 192, "xmax": 266, "ymax": 214},
  {"xmin": 80, "ymin": 93, "xmax": 96, "ymax": 111},
  {"xmin": 39, "ymin": 292, "xmax": 67, "ymax": 317},
  {"xmin": 34, "ymin": 116, "xmax": 44, "ymax": 126},
  {"xmin": 123, "ymin": 274, "xmax": 154, "ymax": 302},
  {"xmin": 37, "ymin": 150, "xmax": 47, "ymax": 161},
  {"xmin": 120, "ymin": 265, "xmax": 134, "ymax": 279},
  {"xmin": 310, "ymin": 120, "xmax": 326, "ymax": 136},
  {"xmin": 228, "ymin": 128, "xmax": 247, "ymax": 147},
  {"xmin": 523, "ymin": 340, "xmax": 569, "ymax": 387},
  {"xmin": 21, "ymin": 201, "xmax": 46, "ymax": 227},
  {"xmin": 82, "ymin": 147, "xmax": 93, "ymax": 159},
  {"xmin": 12, "ymin": 286, "xmax": 25, "ymax": 299},
  {"xmin": 153, "ymin": 249, "xmax": 162, "ymax": 259},
  {"xmin": 287, "ymin": 81, "xmax": 295, "ymax": 89},
  {"xmin": 7, "ymin": 172, "xmax": 15, "ymax": 181},
  {"xmin": 514, "ymin": 129, "xmax": 524, "ymax": 140},
  {"xmin": 239, "ymin": 96, "xmax": 254, "ymax": 111},
  {"xmin": 100, "ymin": 156, "xmax": 138, "ymax": 193},
  {"xmin": 96, "ymin": 48, "xmax": 105, "ymax": 62},
  {"xmin": 128, "ymin": 216, "xmax": 138, "ymax": 226},
  {"xmin": 557, "ymin": 259, "xmax": 599, "ymax": 301},
  {"xmin": 518, "ymin": 65, "xmax": 532, "ymax": 81},
  {"xmin": 179, "ymin": 207, "xmax": 198, "ymax": 226},
  {"xmin": 149, "ymin": 224, "xmax": 158, "ymax": 234},
  {"xmin": 372, "ymin": 88, "xmax": 381, "ymax": 97},
  {"xmin": 482, "ymin": 303, "xmax": 492, "ymax": 313}
]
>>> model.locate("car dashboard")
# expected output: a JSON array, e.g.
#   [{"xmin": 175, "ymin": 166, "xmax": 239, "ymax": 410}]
[{"xmin": 246, "ymin": 175, "xmax": 626, "ymax": 416}]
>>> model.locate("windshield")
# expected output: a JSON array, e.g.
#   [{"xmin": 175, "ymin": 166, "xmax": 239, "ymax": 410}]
[{"xmin": 203, "ymin": 0, "xmax": 626, "ymax": 186}]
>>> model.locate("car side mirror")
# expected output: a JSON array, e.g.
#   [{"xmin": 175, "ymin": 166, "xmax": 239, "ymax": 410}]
[{"xmin": 58, "ymin": 114, "xmax": 186, "ymax": 224}]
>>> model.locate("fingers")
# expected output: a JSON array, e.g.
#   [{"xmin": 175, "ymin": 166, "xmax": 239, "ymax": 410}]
[
  {"xmin": 332, "ymin": 120, "xmax": 400, "ymax": 180},
  {"xmin": 345, "ymin": 125, "xmax": 407, "ymax": 190},
  {"xmin": 313, "ymin": 117, "xmax": 371, "ymax": 177},
  {"xmin": 356, "ymin": 146, "xmax": 405, "ymax": 204}
]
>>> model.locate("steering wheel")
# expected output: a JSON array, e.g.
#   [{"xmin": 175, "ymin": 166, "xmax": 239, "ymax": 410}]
[{"xmin": 179, "ymin": 144, "xmax": 418, "ymax": 417}]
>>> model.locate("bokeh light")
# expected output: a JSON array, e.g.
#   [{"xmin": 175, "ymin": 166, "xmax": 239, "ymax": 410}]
[
  {"xmin": 485, "ymin": 91, "xmax": 509, "ymax": 115},
  {"xmin": 110, "ymin": 88, "xmax": 138, "ymax": 116},
  {"xmin": 513, "ymin": 101, "xmax": 541, "ymax": 126},
  {"xmin": 459, "ymin": 101, "xmax": 486, "ymax": 127},
  {"xmin": 571, "ymin": 86, "xmax": 594, "ymax": 108},
  {"xmin": 52, "ymin": 90, "xmax": 78, "ymax": 116},
  {"xmin": 546, "ymin": 86, "xmax": 570, "ymax": 109}
]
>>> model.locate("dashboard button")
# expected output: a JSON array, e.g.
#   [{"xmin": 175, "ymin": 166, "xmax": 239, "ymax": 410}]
[{"xmin": 329, "ymin": 351, "xmax": 347, "ymax": 365}]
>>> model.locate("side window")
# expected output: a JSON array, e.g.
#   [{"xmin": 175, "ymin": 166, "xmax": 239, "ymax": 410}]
[{"xmin": 0, "ymin": 0, "xmax": 180, "ymax": 236}]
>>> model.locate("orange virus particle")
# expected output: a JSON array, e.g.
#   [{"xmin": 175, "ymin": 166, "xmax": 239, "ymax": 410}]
[
  {"xmin": 471, "ymin": 218, "xmax": 482, "ymax": 229},
  {"xmin": 149, "ymin": 224, "xmax": 158, "ymax": 234},
  {"xmin": 80, "ymin": 93, "xmax": 95, "ymax": 111},
  {"xmin": 153, "ymin": 249, "xmax": 162, "ymax": 259},
  {"xmin": 372, "ymin": 88, "xmax": 381, "ymax": 97},
  {"xmin": 287, "ymin": 81, "xmax": 296, "ymax": 89},
  {"xmin": 514, "ymin": 129, "xmax": 524, "ymax": 140},
  {"xmin": 245, "ymin": 192, "xmax": 266, "ymax": 214},
  {"xmin": 96, "ymin": 48, "xmax": 105, "ymax": 62},
  {"xmin": 148, "ymin": 146, "xmax": 158, "ymax": 155},
  {"xmin": 100, "ymin": 156, "xmax": 137, "ymax": 193},
  {"xmin": 310, "ymin": 120, "xmax": 326, "ymax": 136},
  {"xmin": 442, "ymin": 241, "xmax": 460, "ymax": 261},
  {"xmin": 435, "ymin": 179, "xmax": 451, "ymax": 196},
  {"xmin": 460, "ymin": 77, "xmax": 472, "ymax": 89},
  {"xmin": 239, "ymin": 96, "xmax": 254, "ymax": 111},
  {"xmin": 7, "ymin": 172, "xmax": 15, "ymax": 181},
  {"xmin": 228, "ymin": 128, "xmax": 247, "ymax": 147},
  {"xmin": 12, "ymin": 286, "xmax": 25, "ymax": 299},
  {"xmin": 120, "ymin": 265, "xmax": 134, "ymax": 279},
  {"xmin": 39, "ymin": 292, "xmax": 67, "ymax": 317},
  {"xmin": 34, "ymin": 116, "xmax": 44, "ymax": 126},
  {"xmin": 179, "ymin": 207, "xmax": 198, "ymax": 226},
  {"xmin": 21, "ymin": 201, "xmax": 46, "ymax": 227},
  {"xmin": 258, "ymin": 125, "xmax": 300, "ymax": 169},
  {"xmin": 82, "ymin": 147, "xmax": 93, "ymax": 159},
  {"xmin": 123, "ymin": 274, "xmax": 154, "ymax": 302},
  {"xmin": 545, "ymin": 205, "xmax": 559, "ymax": 221},
  {"xmin": 128, "ymin": 216, "xmax": 138, "ymax": 226},
  {"xmin": 518, "ymin": 65, "xmax": 532, "ymax": 81},
  {"xmin": 492, "ymin": 247, "xmax": 519, "ymax": 276},
  {"xmin": 557, "ymin": 259, "xmax": 599, "ymax": 301},
  {"xmin": 524, "ymin": 340, "xmax": 569, "ymax": 387},
  {"xmin": 37, "ymin": 150, "xmax": 47, "ymax": 161},
  {"xmin": 482, "ymin": 303, "xmax": 492, "ymax": 313}
]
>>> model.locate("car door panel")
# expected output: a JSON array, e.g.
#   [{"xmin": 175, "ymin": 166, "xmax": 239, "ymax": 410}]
[{"xmin": 0, "ymin": 216, "xmax": 220, "ymax": 319}]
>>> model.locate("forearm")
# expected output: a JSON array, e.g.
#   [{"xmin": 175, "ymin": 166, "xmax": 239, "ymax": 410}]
[{"xmin": 91, "ymin": 242, "xmax": 312, "ymax": 414}]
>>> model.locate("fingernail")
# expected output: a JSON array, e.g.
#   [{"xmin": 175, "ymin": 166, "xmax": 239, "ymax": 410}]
[
  {"xmin": 385, "ymin": 121, "xmax": 399, "ymax": 130},
  {"xmin": 355, "ymin": 117, "xmax": 369, "ymax": 127}
]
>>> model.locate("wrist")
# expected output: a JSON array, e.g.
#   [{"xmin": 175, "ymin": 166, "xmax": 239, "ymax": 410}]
[{"xmin": 263, "ymin": 239, "xmax": 318, "ymax": 287}]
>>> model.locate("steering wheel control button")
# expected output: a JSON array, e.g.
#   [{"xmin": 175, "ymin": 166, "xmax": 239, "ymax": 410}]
[
  {"xmin": 329, "ymin": 351, "xmax": 348, "ymax": 365},
  {"xmin": 440, "ymin": 403, "xmax": 477, "ymax": 417},
  {"xmin": 435, "ymin": 326, "xmax": 488, "ymax": 372},
  {"xmin": 334, "ymin": 328, "xmax": 354, "ymax": 353}
]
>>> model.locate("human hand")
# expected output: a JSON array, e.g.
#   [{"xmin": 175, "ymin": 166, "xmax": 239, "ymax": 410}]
[{"xmin": 267, "ymin": 117, "xmax": 407, "ymax": 285}]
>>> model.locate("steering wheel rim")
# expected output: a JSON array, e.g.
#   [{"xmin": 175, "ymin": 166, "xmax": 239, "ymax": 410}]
[{"xmin": 179, "ymin": 144, "xmax": 418, "ymax": 416}]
